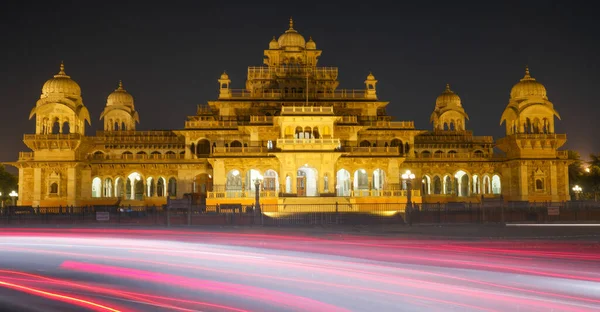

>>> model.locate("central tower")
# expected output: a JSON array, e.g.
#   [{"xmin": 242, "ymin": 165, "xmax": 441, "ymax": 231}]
[{"xmin": 240, "ymin": 18, "xmax": 339, "ymax": 100}]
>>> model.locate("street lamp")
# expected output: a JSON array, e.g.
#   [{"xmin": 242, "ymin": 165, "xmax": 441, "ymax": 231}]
[
  {"xmin": 9, "ymin": 191, "xmax": 18, "ymax": 206},
  {"xmin": 572, "ymin": 185, "xmax": 582, "ymax": 201},
  {"xmin": 254, "ymin": 174, "xmax": 263, "ymax": 215},
  {"xmin": 401, "ymin": 170, "xmax": 416, "ymax": 225}
]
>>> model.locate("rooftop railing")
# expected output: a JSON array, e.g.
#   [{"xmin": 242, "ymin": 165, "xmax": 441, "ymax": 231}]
[
  {"xmin": 281, "ymin": 106, "xmax": 334, "ymax": 115},
  {"xmin": 19, "ymin": 152, "xmax": 34, "ymax": 160},
  {"xmin": 361, "ymin": 120, "xmax": 415, "ymax": 129}
]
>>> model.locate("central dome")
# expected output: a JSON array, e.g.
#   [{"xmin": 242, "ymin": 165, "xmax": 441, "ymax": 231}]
[
  {"xmin": 510, "ymin": 67, "xmax": 547, "ymax": 100},
  {"xmin": 435, "ymin": 84, "xmax": 461, "ymax": 107},
  {"xmin": 106, "ymin": 81, "xmax": 134, "ymax": 107},
  {"xmin": 277, "ymin": 18, "xmax": 306, "ymax": 48},
  {"xmin": 41, "ymin": 62, "xmax": 81, "ymax": 97}
]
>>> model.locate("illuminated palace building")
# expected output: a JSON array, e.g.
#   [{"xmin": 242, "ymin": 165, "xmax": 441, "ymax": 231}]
[{"xmin": 10, "ymin": 19, "xmax": 571, "ymax": 209}]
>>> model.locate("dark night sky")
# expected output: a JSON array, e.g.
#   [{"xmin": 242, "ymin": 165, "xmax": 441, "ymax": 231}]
[{"xmin": 1, "ymin": 1, "xmax": 598, "ymax": 170}]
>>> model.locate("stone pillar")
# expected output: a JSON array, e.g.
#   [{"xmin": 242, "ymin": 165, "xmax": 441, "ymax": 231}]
[
  {"xmin": 31, "ymin": 168, "xmax": 42, "ymax": 207},
  {"xmin": 67, "ymin": 167, "xmax": 77, "ymax": 206},
  {"xmin": 518, "ymin": 163, "xmax": 529, "ymax": 201},
  {"xmin": 153, "ymin": 180, "xmax": 158, "ymax": 197},
  {"xmin": 130, "ymin": 178, "xmax": 135, "ymax": 200},
  {"xmin": 550, "ymin": 162, "xmax": 558, "ymax": 201}
]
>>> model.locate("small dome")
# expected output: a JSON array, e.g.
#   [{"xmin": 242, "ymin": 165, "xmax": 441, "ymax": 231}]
[
  {"xmin": 510, "ymin": 66, "xmax": 547, "ymax": 100},
  {"xmin": 106, "ymin": 81, "xmax": 134, "ymax": 107},
  {"xmin": 41, "ymin": 62, "xmax": 81, "ymax": 97},
  {"xmin": 366, "ymin": 72, "xmax": 375, "ymax": 80},
  {"xmin": 435, "ymin": 84, "xmax": 461, "ymax": 107},
  {"xmin": 220, "ymin": 71, "xmax": 229, "ymax": 80},
  {"xmin": 269, "ymin": 36, "xmax": 279, "ymax": 49},
  {"xmin": 305, "ymin": 37, "xmax": 316, "ymax": 50},
  {"xmin": 277, "ymin": 18, "xmax": 305, "ymax": 48}
]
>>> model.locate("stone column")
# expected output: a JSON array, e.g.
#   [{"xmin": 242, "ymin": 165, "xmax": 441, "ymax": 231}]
[
  {"xmin": 67, "ymin": 167, "xmax": 77, "ymax": 206},
  {"xmin": 32, "ymin": 168, "xmax": 42, "ymax": 207}
]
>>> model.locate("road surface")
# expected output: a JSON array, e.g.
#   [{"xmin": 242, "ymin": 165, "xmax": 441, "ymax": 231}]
[{"xmin": 0, "ymin": 227, "xmax": 599, "ymax": 311}]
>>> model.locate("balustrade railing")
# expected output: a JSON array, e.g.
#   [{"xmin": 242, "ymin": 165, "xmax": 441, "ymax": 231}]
[
  {"xmin": 185, "ymin": 120, "xmax": 239, "ymax": 128},
  {"xmin": 360, "ymin": 120, "xmax": 415, "ymax": 129},
  {"xmin": 250, "ymin": 116, "xmax": 274, "ymax": 124},
  {"xmin": 342, "ymin": 146, "xmax": 401, "ymax": 155},
  {"xmin": 281, "ymin": 106, "xmax": 334, "ymax": 114},
  {"xmin": 19, "ymin": 152, "xmax": 34, "ymax": 160},
  {"xmin": 23, "ymin": 134, "xmax": 82, "ymax": 140},
  {"xmin": 206, "ymin": 189, "xmax": 420, "ymax": 199},
  {"xmin": 212, "ymin": 146, "xmax": 269, "ymax": 154}
]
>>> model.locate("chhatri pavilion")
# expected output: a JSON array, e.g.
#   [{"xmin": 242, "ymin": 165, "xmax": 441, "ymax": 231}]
[{"xmin": 9, "ymin": 19, "xmax": 570, "ymax": 210}]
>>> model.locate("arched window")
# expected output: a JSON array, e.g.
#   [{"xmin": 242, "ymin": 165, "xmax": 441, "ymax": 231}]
[
  {"xmin": 230, "ymin": 140, "xmax": 242, "ymax": 148},
  {"xmin": 52, "ymin": 118, "xmax": 60, "ymax": 134},
  {"xmin": 433, "ymin": 176, "xmax": 442, "ymax": 194},
  {"xmin": 168, "ymin": 178, "xmax": 177, "ymax": 197},
  {"xmin": 492, "ymin": 175, "xmax": 501, "ymax": 194},
  {"xmin": 421, "ymin": 151, "xmax": 431, "ymax": 158},
  {"xmin": 535, "ymin": 179, "xmax": 544, "ymax": 190},
  {"xmin": 50, "ymin": 183, "xmax": 58, "ymax": 194},
  {"xmin": 62, "ymin": 121, "xmax": 70, "ymax": 134},
  {"xmin": 196, "ymin": 139, "xmax": 211, "ymax": 155},
  {"xmin": 359, "ymin": 140, "xmax": 371, "ymax": 147},
  {"xmin": 474, "ymin": 150, "xmax": 484, "ymax": 158},
  {"xmin": 92, "ymin": 177, "xmax": 102, "ymax": 198}
]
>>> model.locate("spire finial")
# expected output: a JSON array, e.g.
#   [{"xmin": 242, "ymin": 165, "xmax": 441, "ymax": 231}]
[
  {"xmin": 289, "ymin": 17, "xmax": 294, "ymax": 29},
  {"xmin": 524, "ymin": 65, "xmax": 531, "ymax": 78},
  {"xmin": 57, "ymin": 61, "xmax": 66, "ymax": 75},
  {"xmin": 117, "ymin": 80, "xmax": 124, "ymax": 90},
  {"xmin": 445, "ymin": 83, "xmax": 451, "ymax": 91}
]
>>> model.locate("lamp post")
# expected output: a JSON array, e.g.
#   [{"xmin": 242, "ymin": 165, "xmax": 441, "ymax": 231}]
[
  {"xmin": 572, "ymin": 185, "xmax": 582, "ymax": 201},
  {"xmin": 9, "ymin": 191, "xmax": 18, "ymax": 207},
  {"xmin": 401, "ymin": 170, "xmax": 415, "ymax": 225},
  {"xmin": 254, "ymin": 175, "xmax": 263, "ymax": 225}
]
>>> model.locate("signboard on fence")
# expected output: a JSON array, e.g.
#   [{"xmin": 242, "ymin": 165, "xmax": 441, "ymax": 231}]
[
  {"xmin": 547, "ymin": 206, "xmax": 560, "ymax": 216},
  {"xmin": 96, "ymin": 211, "xmax": 110, "ymax": 221}
]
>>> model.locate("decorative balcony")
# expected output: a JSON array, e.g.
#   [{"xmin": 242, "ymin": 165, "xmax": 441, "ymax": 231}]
[
  {"xmin": 281, "ymin": 106, "xmax": 334, "ymax": 115},
  {"xmin": 276, "ymin": 138, "xmax": 340, "ymax": 151}
]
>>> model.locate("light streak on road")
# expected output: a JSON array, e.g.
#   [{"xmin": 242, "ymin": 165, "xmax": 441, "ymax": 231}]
[{"xmin": 0, "ymin": 228, "xmax": 598, "ymax": 311}]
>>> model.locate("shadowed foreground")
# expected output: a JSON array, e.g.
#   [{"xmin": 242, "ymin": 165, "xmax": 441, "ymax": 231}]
[{"xmin": 0, "ymin": 227, "xmax": 599, "ymax": 311}]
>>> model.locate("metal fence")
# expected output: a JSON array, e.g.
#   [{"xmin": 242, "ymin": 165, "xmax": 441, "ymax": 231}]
[{"xmin": 1, "ymin": 201, "xmax": 599, "ymax": 227}]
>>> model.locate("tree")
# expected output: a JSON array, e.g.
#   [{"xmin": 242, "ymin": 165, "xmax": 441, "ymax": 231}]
[
  {"xmin": 582, "ymin": 153, "xmax": 600, "ymax": 201},
  {"xmin": 0, "ymin": 165, "xmax": 18, "ymax": 204},
  {"xmin": 568, "ymin": 150, "xmax": 584, "ymax": 187}
]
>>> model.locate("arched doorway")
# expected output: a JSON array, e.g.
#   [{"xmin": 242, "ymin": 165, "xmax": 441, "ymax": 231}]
[
  {"xmin": 92, "ymin": 177, "xmax": 102, "ymax": 198},
  {"xmin": 194, "ymin": 173, "xmax": 213, "ymax": 198},
  {"xmin": 126, "ymin": 172, "xmax": 144, "ymax": 200},
  {"xmin": 373, "ymin": 169, "xmax": 386, "ymax": 195},
  {"xmin": 353, "ymin": 169, "xmax": 369, "ymax": 193},
  {"xmin": 454, "ymin": 170, "xmax": 470, "ymax": 197},
  {"xmin": 226, "ymin": 170, "xmax": 242, "ymax": 197},
  {"xmin": 297, "ymin": 166, "xmax": 318, "ymax": 196},
  {"xmin": 421, "ymin": 175, "xmax": 431, "ymax": 195},
  {"xmin": 263, "ymin": 169, "xmax": 279, "ymax": 192},
  {"xmin": 336, "ymin": 169, "xmax": 351, "ymax": 196},
  {"xmin": 245, "ymin": 169, "xmax": 262, "ymax": 192}
]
